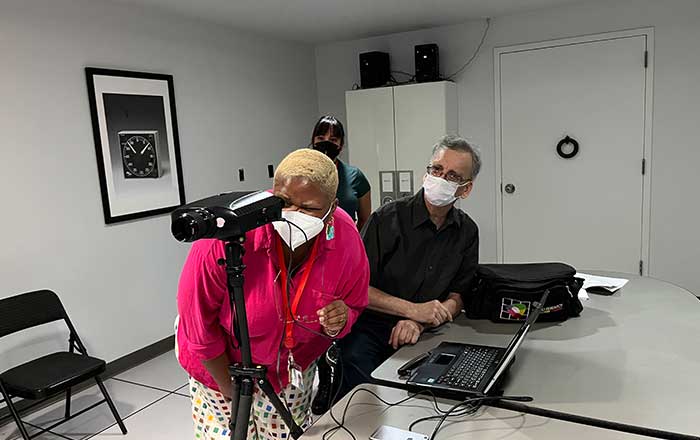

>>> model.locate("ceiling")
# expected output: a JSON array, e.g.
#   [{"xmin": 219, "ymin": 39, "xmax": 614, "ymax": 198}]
[{"xmin": 106, "ymin": 0, "xmax": 588, "ymax": 43}]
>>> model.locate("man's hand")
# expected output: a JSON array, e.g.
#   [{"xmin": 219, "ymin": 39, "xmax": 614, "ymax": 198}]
[
  {"xmin": 408, "ymin": 300, "xmax": 452, "ymax": 327},
  {"xmin": 317, "ymin": 299, "xmax": 349, "ymax": 336},
  {"xmin": 389, "ymin": 319, "xmax": 424, "ymax": 350}
]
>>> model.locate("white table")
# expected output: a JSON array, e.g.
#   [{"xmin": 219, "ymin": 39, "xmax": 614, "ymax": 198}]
[
  {"xmin": 369, "ymin": 274, "xmax": 700, "ymax": 437},
  {"xmin": 303, "ymin": 383, "xmax": 649, "ymax": 439}
]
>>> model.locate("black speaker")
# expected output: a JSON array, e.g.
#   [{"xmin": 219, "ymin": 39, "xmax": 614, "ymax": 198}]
[
  {"xmin": 415, "ymin": 44, "xmax": 440, "ymax": 83},
  {"xmin": 359, "ymin": 51, "xmax": 390, "ymax": 89}
]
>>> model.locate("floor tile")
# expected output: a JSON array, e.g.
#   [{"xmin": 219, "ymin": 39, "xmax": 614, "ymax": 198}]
[
  {"xmin": 0, "ymin": 420, "xmax": 39, "ymax": 440},
  {"xmin": 173, "ymin": 384, "xmax": 189, "ymax": 398},
  {"xmin": 0, "ymin": 422, "xmax": 71, "ymax": 440},
  {"xmin": 115, "ymin": 351, "xmax": 187, "ymax": 393},
  {"xmin": 4, "ymin": 379, "xmax": 168, "ymax": 439},
  {"xmin": 91, "ymin": 393, "xmax": 192, "ymax": 440}
]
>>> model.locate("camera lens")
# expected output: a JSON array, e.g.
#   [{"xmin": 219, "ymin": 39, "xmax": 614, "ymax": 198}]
[{"xmin": 171, "ymin": 208, "xmax": 216, "ymax": 242}]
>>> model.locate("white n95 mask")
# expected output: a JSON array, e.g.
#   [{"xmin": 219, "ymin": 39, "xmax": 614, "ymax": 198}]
[
  {"xmin": 422, "ymin": 174, "xmax": 465, "ymax": 207},
  {"xmin": 272, "ymin": 207, "xmax": 331, "ymax": 251}
]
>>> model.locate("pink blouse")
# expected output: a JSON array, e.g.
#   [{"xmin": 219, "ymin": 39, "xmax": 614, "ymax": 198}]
[{"xmin": 176, "ymin": 208, "xmax": 369, "ymax": 392}]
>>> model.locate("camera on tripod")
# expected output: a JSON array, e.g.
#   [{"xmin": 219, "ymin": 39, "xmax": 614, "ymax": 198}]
[
  {"xmin": 170, "ymin": 189, "xmax": 305, "ymax": 440},
  {"xmin": 171, "ymin": 190, "xmax": 284, "ymax": 242}
]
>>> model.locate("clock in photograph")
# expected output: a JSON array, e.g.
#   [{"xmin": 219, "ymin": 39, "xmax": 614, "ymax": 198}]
[{"xmin": 118, "ymin": 130, "xmax": 160, "ymax": 178}]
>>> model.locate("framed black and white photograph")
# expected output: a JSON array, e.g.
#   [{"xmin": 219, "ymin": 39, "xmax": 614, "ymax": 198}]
[{"xmin": 86, "ymin": 67, "xmax": 185, "ymax": 224}]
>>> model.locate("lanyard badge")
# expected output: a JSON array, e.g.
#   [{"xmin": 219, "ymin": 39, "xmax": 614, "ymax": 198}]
[{"xmin": 287, "ymin": 353, "xmax": 304, "ymax": 390}]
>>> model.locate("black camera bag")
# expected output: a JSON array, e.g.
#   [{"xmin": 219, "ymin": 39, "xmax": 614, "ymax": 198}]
[{"xmin": 466, "ymin": 263, "xmax": 583, "ymax": 323}]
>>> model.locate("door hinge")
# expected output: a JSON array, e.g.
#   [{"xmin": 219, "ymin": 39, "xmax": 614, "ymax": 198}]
[
  {"xmin": 500, "ymin": 182, "xmax": 503, "ymax": 193},
  {"xmin": 639, "ymin": 260, "xmax": 644, "ymax": 275},
  {"xmin": 642, "ymin": 158, "xmax": 646, "ymax": 175},
  {"xmin": 644, "ymin": 50, "xmax": 648, "ymax": 68}
]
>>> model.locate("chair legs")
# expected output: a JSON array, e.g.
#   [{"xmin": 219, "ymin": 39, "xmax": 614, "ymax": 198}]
[
  {"xmin": 0, "ymin": 381, "xmax": 31, "ymax": 440},
  {"xmin": 94, "ymin": 377, "xmax": 127, "ymax": 435},
  {"xmin": 64, "ymin": 387, "xmax": 71, "ymax": 419},
  {"xmin": 0, "ymin": 378, "xmax": 127, "ymax": 438}
]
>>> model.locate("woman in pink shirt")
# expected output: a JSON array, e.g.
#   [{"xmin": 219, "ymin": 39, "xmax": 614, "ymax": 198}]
[{"xmin": 176, "ymin": 149, "xmax": 369, "ymax": 440}]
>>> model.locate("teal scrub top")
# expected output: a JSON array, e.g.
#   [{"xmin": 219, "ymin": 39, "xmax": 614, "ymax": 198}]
[{"xmin": 336, "ymin": 160, "xmax": 370, "ymax": 221}]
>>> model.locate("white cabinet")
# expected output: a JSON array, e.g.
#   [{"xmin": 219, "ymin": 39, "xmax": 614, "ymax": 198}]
[{"xmin": 346, "ymin": 81, "xmax": 458, "ymax": 209}]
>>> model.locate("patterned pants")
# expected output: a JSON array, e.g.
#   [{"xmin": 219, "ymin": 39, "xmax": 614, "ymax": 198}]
[{"xmin": 188, "ymin": 365, "xmax": 316, "ymax": 440}]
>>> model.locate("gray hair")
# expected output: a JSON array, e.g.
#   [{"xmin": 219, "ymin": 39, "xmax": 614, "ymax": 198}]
[{"xmin": 431, "ymin": 134, "xmax": 482, "ymax": 180}]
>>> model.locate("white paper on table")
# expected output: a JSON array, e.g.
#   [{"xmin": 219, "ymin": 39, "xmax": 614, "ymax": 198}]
[{"xmin": 575, "ymin": 272, "xmax": 629, "ymax": 295}]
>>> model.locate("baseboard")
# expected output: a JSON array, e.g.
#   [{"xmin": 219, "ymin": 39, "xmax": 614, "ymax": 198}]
[
  {"xmin": 0, "ymin": 335, "xmax": 175, "ymax": 427},
  {"xmin": 103, "ymin": 335, "xmax": 175, "ymax": 378}
]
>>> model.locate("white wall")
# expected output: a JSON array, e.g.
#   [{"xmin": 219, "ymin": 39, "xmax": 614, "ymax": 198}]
[
  {"xmin": 0, "ymin": 0, "xmax": 318, "ymax": 368},
  {"xmin": 315, "ymin": 0, "xmax": 700, "ymax": 295}
]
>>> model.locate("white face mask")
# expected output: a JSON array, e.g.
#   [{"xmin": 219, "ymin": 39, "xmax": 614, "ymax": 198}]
[
  {"xmin": 423, "ymin": 173, "xmax": 468, "ymax": 207},
  {"xmin": 272, "ymin": 207, "xmax": 332, "ymax": 251}
]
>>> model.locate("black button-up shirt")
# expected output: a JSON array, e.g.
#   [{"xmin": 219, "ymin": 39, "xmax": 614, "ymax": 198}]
[{"xmin": 356, "ymin": 189, "xmax": 479, "ymax": 335}]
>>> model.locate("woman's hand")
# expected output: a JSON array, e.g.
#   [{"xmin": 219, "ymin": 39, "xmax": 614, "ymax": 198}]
[
  {"xmin": 317, "ymin": 299, "xmax": 349, "ymax": 337},
  {"xmin": 201, "ymin": 353, "xmax": 233, "ymax": 400}
]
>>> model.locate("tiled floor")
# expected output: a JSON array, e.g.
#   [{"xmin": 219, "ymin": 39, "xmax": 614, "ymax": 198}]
[
  {"xmin": 1, "ymin": 350, "xmax": 326, "ymax": 440},
  {"xmin": 0, "ymin": 351, "xmax": 192, "ymax": 440}
]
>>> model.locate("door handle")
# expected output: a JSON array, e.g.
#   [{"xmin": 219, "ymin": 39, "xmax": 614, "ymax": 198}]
[
  {"xmin": 556, "ymin": 135, "xmax": 579, "ymax": 159},
  {"xmin": 504, "ymin": 183, "xmax": 516, "ymax": 194}
]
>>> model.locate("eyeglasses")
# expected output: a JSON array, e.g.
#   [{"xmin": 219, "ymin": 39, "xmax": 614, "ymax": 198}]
[
  {"xmin": 272, "ymin": 273, "xmax": 321, "ymax": 325},
  {"xmin": 426, "ymin": 165, "xmax": 470, "ymax": 185}
]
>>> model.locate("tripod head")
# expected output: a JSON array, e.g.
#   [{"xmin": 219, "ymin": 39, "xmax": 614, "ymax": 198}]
[{"xmin": 171, "ymin": 190, "xmax": 283, "ymax": 242}]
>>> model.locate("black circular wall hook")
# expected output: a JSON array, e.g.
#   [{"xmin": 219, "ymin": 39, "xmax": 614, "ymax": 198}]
[{"xmin": 556, "ymin": 135, "xmax": 579, "ymax": 159}]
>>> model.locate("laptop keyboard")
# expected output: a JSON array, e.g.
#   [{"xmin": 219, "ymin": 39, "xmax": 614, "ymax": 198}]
[{"xmin": 436, "ymin": 346, "xmax": 500, "ymax": 390}]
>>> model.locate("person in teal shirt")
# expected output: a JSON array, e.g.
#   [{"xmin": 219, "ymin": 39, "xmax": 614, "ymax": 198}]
[
  {"xmin": 310, "ymin": 116, "xmax": 371, "ymax": 231},
  {"xmin": 309, "ymin": 115, "xmax": 371, "ymax": 414}
]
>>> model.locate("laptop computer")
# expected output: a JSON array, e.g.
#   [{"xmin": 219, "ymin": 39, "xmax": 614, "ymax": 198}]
[{"xmin": 406, "ymin": 290, "xmax": 548, "ymax": 396}]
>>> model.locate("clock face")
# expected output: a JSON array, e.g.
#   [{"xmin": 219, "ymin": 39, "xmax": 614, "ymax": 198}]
[{"xmin": 120, "ymin": 133, "xmax": 158, "ymax": 178}]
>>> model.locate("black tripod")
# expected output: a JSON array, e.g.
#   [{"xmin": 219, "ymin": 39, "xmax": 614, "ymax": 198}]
[{"xmin": 220, "ymin": 236, "xmax": 304, "ymax": 440}]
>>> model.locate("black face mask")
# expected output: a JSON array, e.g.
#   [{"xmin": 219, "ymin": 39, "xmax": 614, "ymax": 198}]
[{"xmin": 313, "ymin": 140, "xmax": 341, "ymax": 161}]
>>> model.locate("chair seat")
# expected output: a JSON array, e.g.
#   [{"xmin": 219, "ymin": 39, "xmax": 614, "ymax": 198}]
[{"xmin": 0, "ymin": 351, "xmax": 106, "ymax": 400}]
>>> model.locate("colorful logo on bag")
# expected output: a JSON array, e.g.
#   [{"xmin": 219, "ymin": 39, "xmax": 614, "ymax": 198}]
[
  {"xmin": 508, "ymin": 303, "xmax": 527, "ymax": 318},
  {"xmin": 500, "ymin": 298, "xmax": 531, "ymax": 321}
]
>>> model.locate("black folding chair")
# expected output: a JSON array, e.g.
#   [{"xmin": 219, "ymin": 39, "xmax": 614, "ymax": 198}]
[{"xmin": 0, "ymin": 289, "xmax": 127, "ymax": 439}]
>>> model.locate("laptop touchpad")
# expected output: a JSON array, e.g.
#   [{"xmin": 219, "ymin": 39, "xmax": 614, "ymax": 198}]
[{"xmin": 433, "ymin": 353, "xmax": 455, "ymax": 365}]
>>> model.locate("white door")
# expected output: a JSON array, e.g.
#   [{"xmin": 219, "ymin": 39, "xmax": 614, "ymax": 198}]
[
  {"xmin": 346, "ymin": 87, "xmax": 396, "ymax": 209},
  {"xmin": 498, "ymin": 35, "xmax": 648, "ymax": 274},
  {"xmin": 394, "ymin": 82, "xmax": 458, "ymax": 196}
]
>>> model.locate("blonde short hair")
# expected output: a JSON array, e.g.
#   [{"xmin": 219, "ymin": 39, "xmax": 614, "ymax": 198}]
[{"xmin": 274, "ymin": 149, "xmax": 338, "ymax": 201}]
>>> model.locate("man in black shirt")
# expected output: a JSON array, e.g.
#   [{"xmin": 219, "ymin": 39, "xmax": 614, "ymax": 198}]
[{"xmin": 338, "ymin": 134, "xmax": 480, "ymax": 397}]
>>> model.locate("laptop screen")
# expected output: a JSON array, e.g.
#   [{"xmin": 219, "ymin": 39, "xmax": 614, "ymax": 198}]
[{"xmin": 483, "ymin": 290, "xmax": 549, "ymax": 394}]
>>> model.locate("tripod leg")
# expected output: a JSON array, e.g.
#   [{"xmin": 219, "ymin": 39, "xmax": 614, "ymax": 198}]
[
  {"xmin": 229, "ymin": 377, "xmax": 242, "ymax": 435},
  {"xmin": 233, "ymin": 378, "xmax": 254, "ymax": 440},
  {"xmin": 257, "ymin": 379, "xmax": 304, "ymax": 439}
]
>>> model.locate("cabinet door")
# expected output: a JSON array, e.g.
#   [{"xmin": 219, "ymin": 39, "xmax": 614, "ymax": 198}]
[
  {"xmin": 346, "ymin": 87, "xmax": 396, "ymax": 210},
  {"xmin": 394, "ymin": 82, "xmax": 458, "ymax": 197}
]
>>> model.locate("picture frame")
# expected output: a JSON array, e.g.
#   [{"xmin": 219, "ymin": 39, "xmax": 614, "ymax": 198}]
[{"xmin": 85, "ymin": 67, "xmax": 186, "ymax": 224}]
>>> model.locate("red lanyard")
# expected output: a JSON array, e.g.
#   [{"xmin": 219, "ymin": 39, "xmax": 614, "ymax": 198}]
[{"xmin": 275, "ymin": 235, "xmax": 320, "ymax": 350}]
